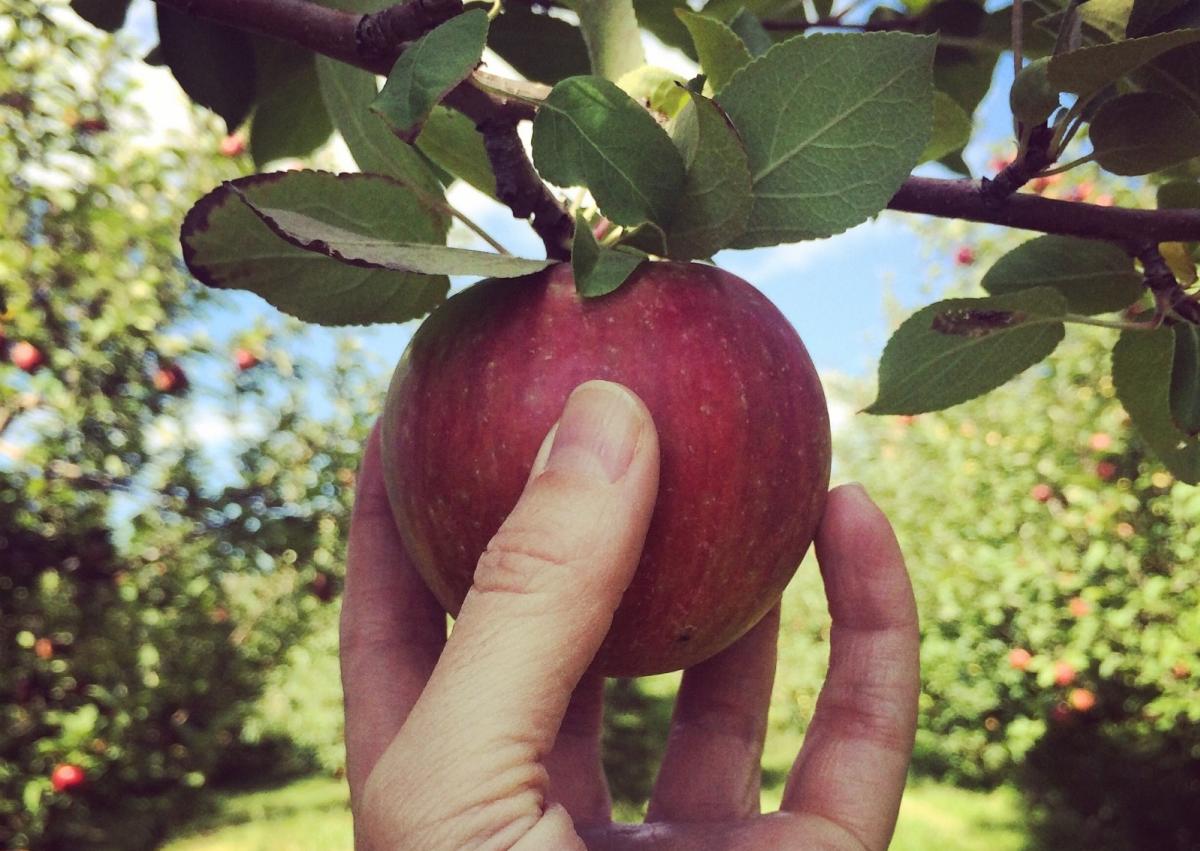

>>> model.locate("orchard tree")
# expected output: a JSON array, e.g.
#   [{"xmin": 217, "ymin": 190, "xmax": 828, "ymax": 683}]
[{"xmin": 1, "ymin": 10, "xmax": 378, "ymax": 848}]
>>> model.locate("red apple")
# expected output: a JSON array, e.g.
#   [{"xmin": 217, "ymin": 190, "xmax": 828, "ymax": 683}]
[
  {"xmin": 381, "ymin": 262, "xmax": 831, "ymax": 676},
  {"xmin": 1008, "ymin": 647, "xmax": 1033, "ymax": 671},
  {"xmin": 153, "ymin": 363, "xmax": 187, "ymax": 394},
  {"xmin": 955, "ymin": 246, "xmax": 975, "ymax": 266},
  {"xmin": 10, "ymin": 341, "xmax": 44, "ymax": 373},
  {"xmin": 1054, "ymin": 660, "xmax": 1077, "ymax": 686},
  {"xmin": 1089, "ymin": 432, "xmax": 1113, "ymax": 451},
  {"xmin": 51, "ymin": 763, "xmax": 85, "ymax": 793},
  {"xmin": 234, "ymin": 348, "xmax": 260, "ymax": 371},
  {"xmin": 1030, "ymin": 482, "xmax": 1054, "ymax": 503},
  {"xmin": 219, "ymin": 133, "xmax": 246, "ymax": 157},
  {"xmin": 1069, "ymin": 687, "xmax": 1096, "ymax": 712},
  {"xmin": 1096, "ymin": 460, "xmax": 1117, "ymax": 481},
  {"xmin": 1068, "ymin": 596, "xmax": 1091, "ymax": 617}
]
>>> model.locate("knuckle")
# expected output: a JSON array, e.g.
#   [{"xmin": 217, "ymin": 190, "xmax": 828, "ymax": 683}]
[{"xmin": 472, "ymin": 527, "xmax": 578, "ymax": 601}]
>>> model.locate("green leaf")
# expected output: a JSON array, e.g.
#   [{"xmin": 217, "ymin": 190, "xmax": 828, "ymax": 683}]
[
  {"xmin": 1047, "ymin": 28, "xmax": 1200, "ymax": 95},
  {"xmin": 633, "ymin": 0, "xmax": 699, "ymax": 59},
  {"xmin": 728, "ymin": 10, "xmax": 774, "ymax": 57},
  {"xmin": 1127, "ymin": 0, "xmax": 1191, "ymax": 36},
  {"xmin": 1171, "ymin": 323, "xmax": 1200, "ymax": 435},
  {"xmin": 660, "ymin": 91, "xmax": 752, "ymax": 259},
  {"xmin": 572, "ymin": 214, "xmax": 645, "ymax": 297},
  {"xmin": 1112, "ymin": 328, "xmax": 1200, "ymax": 482},
  {"xmin": 249, "ymin": 40, "xmax": 334, "ymax": 167},
  {"xmin": 1089, "ymin": 91, "xmax": 1200, "ymax": 175},
  {"xmin": 414, "ymin": 106, "xmax": 497, "ymax": 199},
  {"xmin": 372, "ymin": 10, "xmax": 489, "ymax": 142},
  {"xmin": 718, "ymin": 32, "xmax": 936, "ymax": 247},
  {"xmin": 677, "ymin": 10, "xmax": 753, "ymax": 94},
  {"xmin": 532, "ymin": 76, "xmax": 686, "ymax": 229},
  {"xmin": 1136, "ymin": 43, "xmax": 1200, "ymax": 115},
  {"xmin": 181, "ymin": 171, "xmax": 450, "ymax": 326},
  {"xmin": 981, "ymin": 236, "xmax": 1144, "ymax": 315},
  {"xmin": 867, "ymin": 288, "xmax": 1068, "ymax": 415},
  {"xmin": 315, "ymin": 58, "xmax": 449, "ymax": 234},
  {"xmin": 1010, "ymin": 57, "xmax": 1061, "ymax": 123},
  {"xmin": 70, "ymin": 0, "xmax": 130, "ymax": 31},
  {"xmin": 1159, "ymin": 179, "xmax": 1200, "ymax": 209},
  {"xmin": 922, "ymin": 91, "xmax": 973, "ymax": 163},
  {"xmin": 617, "ymin": 66, "xmax": 691, "ymax": 119},
  {"xmin": 236, "ymin": 191, "xmax": 553, "ymax": 277},
  {"xmin": 155, "ymin": 6, "xmax": 256, "ymax": 131},
  {"xmin": 487, "ymin": 4, "xmax": 591, "ymax": 84}
]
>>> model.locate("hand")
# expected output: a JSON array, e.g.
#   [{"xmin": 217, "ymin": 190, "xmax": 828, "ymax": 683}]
[{"xmin": 341, "ymin": 380, "xmax": 919, "ymax": 850}]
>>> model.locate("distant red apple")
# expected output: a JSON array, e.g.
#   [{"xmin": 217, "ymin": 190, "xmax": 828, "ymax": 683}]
[
  {"xmin": 1008, "ymin": 647, "xmax": 1033, "ymax": 671},
  {"xmin": 1067, "ymin": 182, "xmax": 1093, "ymax": 202},
  {"xmin": 76, "ymin": 116, "xmax": 108, "ymax": 134},
  {"xmin": 1094, "ymin": 194, "xmax": 1114, "ymax": 207},
  {"xmin": 381, "ymin": 261, "xmax": 831, "ymax": 676},
  {"xmin": 1068, "ymin": 596, "xmax": 1091, "ymax": 617},
  {"xmin": 153, "ymin": 363, "xmax": 187, "ymax": 394},
  {"xmin": 10, "ymin": 341, "xmax": 44, "ymax": 373},
  {"xmin": 1069, "ymin": 687, "xmax": 1096, "ymax": 712},
  {"xmin": 1089, "ymin": 432, "xmax": 1113, "ymax": 451},
  {"xmin": 1096, "ymin": 460, "xmax": 1118, "ymax": 481},
  {"xmin": 955, "ymin": 246, "xmax": 975, "ymax": 266},
  {"xmin": 896, "ymin": 414, "xmax": 918, "ymax": 426},
  {"xmin": 234, "ymin": 348, "xmax": 260, "ymax": 371},
  {"xmin": 1054, "ymin": 660, "xmax": 1077, "ymax": 686},
  {"xmin": 219, "ymin": 133, "xmax": 246, "ymax": 157},
  {"xmin": 1050, "ymin": 703, "xmax": 1073, "ymax": 725},
  {"xmin": 51, "ymin": 764, "xmax": 85, "ymax": 793},
  {"xmin": 311, "ymin": 572, "xmax": 334, "ymax": 602},
  {"xmin": 1030, "ymin": 483, "xmax": 1054, "ymax": 503},
  {"xmin": 34, "ymin": 637, "xmax": 53, "ymax": 660}
]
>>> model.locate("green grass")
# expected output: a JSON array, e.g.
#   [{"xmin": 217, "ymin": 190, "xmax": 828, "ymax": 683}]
[{"xmin": 163, "ymin": 774, "xmax": 1028, "ymax": 850}]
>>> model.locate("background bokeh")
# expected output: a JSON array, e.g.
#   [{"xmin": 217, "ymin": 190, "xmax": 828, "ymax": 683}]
[{"xmin": 3, "ymin": 3, "xmax": 1199, "ymax": 850}]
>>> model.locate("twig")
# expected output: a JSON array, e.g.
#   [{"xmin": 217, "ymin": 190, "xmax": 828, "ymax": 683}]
[
  {"xmin": 1133, "ymin": 243, "xmax": 1200, "ymax": 324},
  {"xmin": 152, "ymin": 0, "xmax": 572, "ymax": 256},
  {"xmin": 889, "ymin": 177, "xmax": 1200, "ymax": 244}
]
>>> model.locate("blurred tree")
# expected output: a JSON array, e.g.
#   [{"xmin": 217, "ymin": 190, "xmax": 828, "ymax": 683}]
[{"xmin": 1, "ymin": 8, "xmax": 378, "ymax": 848}]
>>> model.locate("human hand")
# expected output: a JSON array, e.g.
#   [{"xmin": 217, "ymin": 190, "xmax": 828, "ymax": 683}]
[{"xmin": 341, "ymin": 380, "xmax": 919, "ymax": 850}]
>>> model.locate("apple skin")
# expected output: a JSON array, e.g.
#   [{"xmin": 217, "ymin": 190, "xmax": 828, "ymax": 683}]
[
  {"xmin": 10, "ymin": 341, "xmax": 45, "ymax": 373},
  {"xmin": 234, "ymin": 348, "xmax": 260, "ymax": 371},
  {"xmin": 380, "ymin": 261, "xmax": 831, "ymax": 676},
  {"xmin": 51, "ymin": 763, "xmax": 85, "ymax": 793}
]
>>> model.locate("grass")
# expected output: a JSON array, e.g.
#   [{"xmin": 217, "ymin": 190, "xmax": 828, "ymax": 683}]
[{"xmin": 163, "ymin": 773, "xmax": 1028, "ymax": 850}]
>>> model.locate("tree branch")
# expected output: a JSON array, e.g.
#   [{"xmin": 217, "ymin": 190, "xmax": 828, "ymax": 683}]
[
  {"xmin": 153, "ymin": 0, "xmax": 572, "ymax": 256},
  {"xmin": 889, "ymin": 177, "xmax": 1200, "ymax": 245}
]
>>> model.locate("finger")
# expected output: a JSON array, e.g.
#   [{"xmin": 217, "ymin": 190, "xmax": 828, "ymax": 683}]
[
  {"xmin": 340, "ymin": 423, "xmax": 446, "ymax": 808},
  {"xmin": 646, "ymin": 606, "xmax": 779, "ymax": 823},
  {"xmin": 544, "ymin": 673, "xmax": 611, "ymax": 828},
  {"xmin": 362, "ymin": 381, "xmax": 660, "ymax": 849},
  {"xmin": 781, "ymin": 483, "xmax": 919, "ymax": 851}
]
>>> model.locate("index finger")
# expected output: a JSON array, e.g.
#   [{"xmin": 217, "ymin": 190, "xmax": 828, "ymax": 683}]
[
  {"xmin": 780, "ymin": 483, "xmax": 920, "ymax": 851},
  {"xmin": 340, "ymin": 423, "xmax": 446, "ymax": 806}
]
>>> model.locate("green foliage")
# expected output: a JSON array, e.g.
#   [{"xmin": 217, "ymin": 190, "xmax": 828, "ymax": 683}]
[
  {"xmin": 371, "ymin": 10, "xmax": 490, "ymax": 142},
  {"xmin": 571, "ymin": 213, "xmax": 644, "ymax": 297},
  {"xmin": 981, "ymin": 235, "xmax": 1144, "ymax": 315},
  {"xmin": 0, "ymin": 13, "xmax": 375, "ymax": 847},
  {"xmin": 717, "ymin": 32, "xmax": 936, "ymax": 247},
  {"xmin": 1088, "ymin": 91, "xmax": 1200, "ymax": 176},
  {"xmin": 676, "ymin": 10, "xmax": 752, "ymax": 94}
]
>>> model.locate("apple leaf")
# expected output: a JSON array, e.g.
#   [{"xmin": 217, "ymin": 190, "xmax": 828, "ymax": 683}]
[
  {"xmin": 1127, "ymin": 0, "xmax": 1191, "ymax": 36},
  {"xmin": 1010, "ymin": 57, "xmax": 1061, "ymax": 123},
  {"xmin": 633, "ymin": 0, "xmax": 699, "ymax": 58},
  {"xmin": 487, "ymin": 3, "xmax": 591, "ymax": 84},
  {"xmin": 1047, "ymin": 28, "xmax": 1200, "ymax": 95},
  {"xmin": 1112, "ymin": 328, "xmax": 1200, "ymax": 483},
  {"xmin": 181, "ymin": 171, "xmax": 451, "ymax": 326},
  {"xmin": 718, "ymin": 32, "xmax": 936, "ymax": 247},
  {"xmin": 70, "ymin": 0, "xmax": 130, "ymax": 31},
  {"xmin": 315, "ymin": 58, "xmax": 449, "ymax": 235},
  {"xmin": 372, "ymin": 10, "xmax": 489, "ymax": 142},
  {"xmin": 617, "ymin": 66, "xmax": 691, "ymax": 119},
  {"xmin": 677, "ymin": 10, "xmax": 753, "ymax": 94},
  {"xmin": 249, "ymin": 40, "xmax": 334, "ymax": 167},
  {"xmin": 1171, "ymin": 323, "xmax": 1200, "ymax": 436},
  {"xmin": 921, "ymin": 92, "xmax": 973, "ymax": 164},
  {"xmin": 660, "ymin": 90, "xmax": 752, "ymax": 260},
  {"xmin": 1159, "ymin": 179, "xmax": 1200, "ymax": 210},
  {"xmin": 156, "ymin": 6, "xmax": 256, "ymax": 132},
  {"xmin": 728, "ymin": 10, "xmax": 773, "ymax": 57},
  {"xmin": 1136, "ymin": 43, "xmax": 1200, "ymax": 117},
  {"xmin": 867, "ymin": 288, "xmax": 1068, "ymax": 415},
  {"xmin": 1089, "ymin": 91, "xmax": 1200, "ymax": 176},
  {"xmin": 571, "ymin": 214, "xmax": 645, "ymax": 298},
  {"xmin": 532, "ymin": 76, "xmax": 686, "ymax": 229},
  {"xmin": 415, "ymin": 106, "xmax": 497, "ymax": 199},
  {"xmin": 981, "ymin": 236, "xmax": 1144, "ymax": 315}
]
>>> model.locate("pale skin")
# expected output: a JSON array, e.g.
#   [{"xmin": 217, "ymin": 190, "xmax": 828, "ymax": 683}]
[{"xmin": 342, "ymin": 380, "xmax": 920, "ymax": 850}]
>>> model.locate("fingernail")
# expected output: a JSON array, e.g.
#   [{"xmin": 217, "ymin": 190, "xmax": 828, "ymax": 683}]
[{"xmin": 545, "ymin": 381, "xmax": 643, "ymax": 483}]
